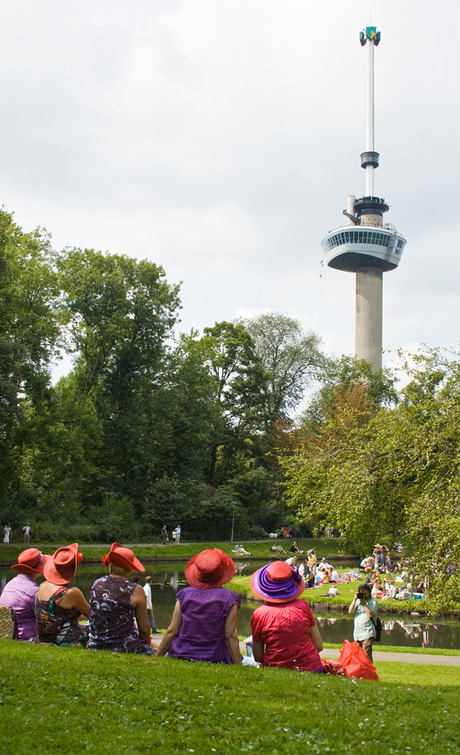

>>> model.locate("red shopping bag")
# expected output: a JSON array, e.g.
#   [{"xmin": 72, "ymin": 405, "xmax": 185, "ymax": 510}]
[
  {"xmin": 338, "ymin": 640, "xmax": 379, "ymax": 681},
  {"xmin": 321, "ymin": 658, "xmax": 345, "ymax": 675}
]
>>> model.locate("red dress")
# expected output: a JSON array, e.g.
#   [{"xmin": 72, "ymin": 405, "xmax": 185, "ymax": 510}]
[{"xmin": 251, "ymin": 599, "xmax": 322, "ymax": 672}]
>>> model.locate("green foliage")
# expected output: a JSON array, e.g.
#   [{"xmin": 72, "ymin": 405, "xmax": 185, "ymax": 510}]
[
  {"xmin": 282, "ymin": 348, "xmax": 460, "ymax": 611},
  {"xmin": 238, "ymin": 311, "xmax": 326, "ymax": 422},
  {"xmin": 0, "ymin": 210, "xmax": 63, "ymax": 513}
]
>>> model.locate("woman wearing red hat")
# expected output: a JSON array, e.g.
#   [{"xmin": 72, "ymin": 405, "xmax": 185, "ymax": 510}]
[
  {"xmin": 86, "ymin": 543, "xmax": 155, "ymax": 655},
  {"xmin": 156, "ymin": 549, "xmax": 241, "ymax": 664},
  {"xmin": 250, "ymin": 561, "xmax": 324, "ymax": 672},
  {"xmin": 35, "ymin": 544, "xmax": 89, "ymax": 645},
  {"xmin": 0, "ymin": 549, "xmax": 51, "ymax": 640}
]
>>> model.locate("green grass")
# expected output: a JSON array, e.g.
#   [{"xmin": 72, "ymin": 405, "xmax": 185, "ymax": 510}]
[
  {"xmin": 0, "ymin": 538, "xmax": 356, "ymax": 567},
  {"xmin": 1, "ymin": 640, "xmax": 460, "ymax": 754}
]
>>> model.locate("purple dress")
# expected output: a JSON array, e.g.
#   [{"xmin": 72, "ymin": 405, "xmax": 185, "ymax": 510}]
[
  {"xmin": 169, "ymin": 586, "xmax": 240, "ymax": 664},
  {"xmin": 87, "ymin": 574, "xmax": 154, "ymax": 655},
  {"xmin": 0, "ymin": 574, "xmax": 38, "ymax": 641}
]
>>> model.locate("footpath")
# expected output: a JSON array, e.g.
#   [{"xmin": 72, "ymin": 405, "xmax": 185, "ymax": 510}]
[{"xmin": 319, "ymin": 648, "xmax": 460, "ymax": 666}]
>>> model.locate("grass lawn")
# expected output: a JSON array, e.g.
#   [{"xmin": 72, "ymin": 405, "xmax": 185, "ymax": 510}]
[
  {"xmin": 0, "ymin": 539, "xmax": 356, "ymax": 567},
  {"xmin": 1, "ymin": 640, "xmax": 459, "ymax": 754}
]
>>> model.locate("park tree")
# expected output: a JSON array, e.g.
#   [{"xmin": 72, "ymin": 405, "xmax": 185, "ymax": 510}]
[
  {"xmin": 0, "ymin": 210, "xmax": 63, "ymax": 516},
  {"xmin": 197, "ymin": 321, "xmax": 266, "ymax": 486},
  {"xmin": 282, "ymin": 347, "xmax": 460, "ymax": 611},
  {"xmin": 236, "ymin": 312, "xmax": 325, "ymax": 424}
]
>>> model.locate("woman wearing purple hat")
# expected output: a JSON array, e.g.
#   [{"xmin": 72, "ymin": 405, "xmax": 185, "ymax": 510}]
[
  {"xmin": 156, "ymin": 549, "xmax": 241, "ymax": 664},
  {"xmin": 250, "ymin": 561, "xmax": 324, "ymax": 672},
  {"xmin": 0, "ymin": 549, "xmax": 51, "ymax": 640}
]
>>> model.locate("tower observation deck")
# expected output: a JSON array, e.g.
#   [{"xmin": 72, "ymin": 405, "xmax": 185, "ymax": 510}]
[{"xmin": 320, "ymin": 26, "xmax": 407, "ymax": 371}]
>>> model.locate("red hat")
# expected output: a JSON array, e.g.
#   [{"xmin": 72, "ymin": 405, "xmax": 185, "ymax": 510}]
[
  {"xmin": 251, "ymin": 560, "xmax": 305, "ymax": 603},
  {"xmin": 43, "ymin": 543, "xmax": 83, "ymax": 585},
  {"xmin": 11, "ymin": 548, "xmax": 51, "ymax": 577},
  {"xmin": 185, "ymin": 549, "xmax": 235, "ymax": 590},
  {"xmin": 102, "ymin": 542, "xmax": 145, "ymax": 572}
]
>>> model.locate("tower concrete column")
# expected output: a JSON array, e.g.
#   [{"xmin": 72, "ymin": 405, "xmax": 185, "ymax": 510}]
[{"xmin": 355, "ymin": 266, "xmax": 382, "ymax": 371}]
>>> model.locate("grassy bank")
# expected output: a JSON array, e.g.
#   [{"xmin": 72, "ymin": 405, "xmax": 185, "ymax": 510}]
[
  {"xmin": 228, "ymin": 574, "xmax": 435, "ymax": 617},
  {"xmin": 0, "ymin": 539, "xmax": 355, "ymax": 567},
  {"xmin": 0, "ymin": 640, "xmax": 459, "ymax": 755}
]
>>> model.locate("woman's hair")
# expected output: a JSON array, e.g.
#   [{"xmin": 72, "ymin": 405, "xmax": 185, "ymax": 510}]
[
  {"xmin": 109, "ymin": 563, "xmax": 131, "ymax": 577},
  {"xmin": 361, "ymin": 583, "xmax": 372, "ymax": 596}
]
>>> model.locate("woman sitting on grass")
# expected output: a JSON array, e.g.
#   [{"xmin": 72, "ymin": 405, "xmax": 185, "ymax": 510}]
[
  {"xmin": 36, "ymin": 544, "xmax": 89, "ymax": 645},
  {"xmin": 156, "ymin": 549, "xmax": 241, "ymax": 664},
  {"xmin": 86, "ymin": 543, "xmax": 155, "ymax": 655},
  {"xmin": 250, "ymin": 561, "xmax": 324, "ymax": 673},
  {"xmin": 0, "ymin": 548, "xmax": 51, "ymax": 641}
]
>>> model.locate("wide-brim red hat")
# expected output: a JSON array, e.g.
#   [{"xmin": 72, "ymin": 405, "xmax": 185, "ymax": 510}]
[
  {"xmin": 102, "ymin": 542, "xmax": 145, "ymax": 572},
  {"xmin": 185, "ymin": 549, "xmax": 235, "ymax": 590},
  {"xmin": 251, "ymin": 561, "xmax": 305, "ymax": 603},
  {"xmin": 11, "ymin": 548, "xmax": 51, "ymax": 577},
  {"xmin": 43, "ymin": 543, "xmax": 81, "ymax": 585}
]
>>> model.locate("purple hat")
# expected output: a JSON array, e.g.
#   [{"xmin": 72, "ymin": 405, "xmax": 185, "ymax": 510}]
[{"xmin": 250, "ymin": 561, "xmax": 305, "ymax": 604}]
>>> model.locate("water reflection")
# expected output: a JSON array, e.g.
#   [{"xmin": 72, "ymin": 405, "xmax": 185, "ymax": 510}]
[{"xmin": 2, "ymin": 561, "xmax": 460, "ymax": 649}]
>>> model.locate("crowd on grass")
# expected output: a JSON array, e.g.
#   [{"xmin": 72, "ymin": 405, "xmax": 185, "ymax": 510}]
[{"xmin": 0, "ymin": 536, "xmax": 425, "ymax": 675}]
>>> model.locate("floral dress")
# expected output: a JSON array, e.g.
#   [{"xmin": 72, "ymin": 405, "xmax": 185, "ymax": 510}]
[
  {"xmin": 36, "ymin": 586, "xmax": 87, "ymax": 645},
  {"xmin": 86, "ymin": 575, "xmax": 154, "ymax": 655}
]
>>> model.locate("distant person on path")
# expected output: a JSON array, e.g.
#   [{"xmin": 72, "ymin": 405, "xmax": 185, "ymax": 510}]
[
  {"xmin": 161, "ymin": 525, "xmax": 168, "ymax": 545},
  {"xmin": 349, "ymin": 582, "xmax": 378, "ymax": 662},
  {"xmin": 283, "ymin": 525, "xmax": 289, "ymax": 539},
  {"xmin": 143, "ymin": 576, "xmax": 157, "ymax": 633},
  {"xmin": 87, "ymin": 542, "xmax": 155, "ymax": 655},
  {"xmin": 3, "ymin": 524, "xmax": 12, "ymax": 544},
  {"xmin": 36, "ymin": 543, "xmax": 89, "ymax": 645},
  {"xmin": 0, "ymin": 548, "xmax": 51, "ymax": 640},
  {"xmin": 22, "ymin": 524, "xmax": 31, "ymax": 545},
  {"xmin": 156, "ymin": 549, "xmax": 241, "ymax": 664},
  {"xmin": 173, "ymin": 524, "xmax": 181, "ymax": 544},
  {"xmin": 250, "ymin": 561, "xmax": 324, "ymax": 672}
]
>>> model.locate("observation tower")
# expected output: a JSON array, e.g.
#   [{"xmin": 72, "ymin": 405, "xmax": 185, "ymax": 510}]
[{"xmin": 320, "ymin": 26, "xmax": 406, "ymax": 371}]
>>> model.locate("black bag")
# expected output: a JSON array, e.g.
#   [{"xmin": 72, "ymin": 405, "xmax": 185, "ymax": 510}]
[{"xmin": 371, "ymin": 616, "xmax": 382, "ymax": 642}]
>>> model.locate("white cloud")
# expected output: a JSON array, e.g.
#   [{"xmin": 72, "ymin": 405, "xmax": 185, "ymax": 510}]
[{"xmin": 0, "ymin": 0, "xmax": 459, "ymax": 375}]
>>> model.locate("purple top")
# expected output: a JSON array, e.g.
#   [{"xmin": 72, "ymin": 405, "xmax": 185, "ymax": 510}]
[
  {"xmin": 0, "ymin": 574, "xmax": 38, "ymax": 640},
  {"xmin": 169, "ymin": 586, "xmax": 240, "ymax": 664},
  {"xmin": 87, "ymin": 574, "xmax": 154, "ymax": 655}
]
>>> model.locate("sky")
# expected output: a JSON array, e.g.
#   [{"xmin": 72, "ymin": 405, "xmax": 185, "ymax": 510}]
[{"xmin": 1, "ymin": 0, "xmax": 459, "ymax": 380}]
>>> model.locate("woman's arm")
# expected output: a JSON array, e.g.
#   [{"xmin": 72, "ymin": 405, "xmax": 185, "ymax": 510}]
[
  {"xmin": 60, "ymin": 587, "xmax": 90, "ymax": 618},
  {"xmin": 310, "ymin": 623, "xmax": 323, "ymax": 652},
  {"xmin": 156, "ymin": 601, "xmax": 182, "ymax": 656},
  {"xmin": 349, "ymin": 595, "xmax": 358, "ymax": 614},
  {"xmin": 251, "ymin": 640, "xmax": 264, "ymax": 663},
  {"xmin": 224, "ymin": 604, "xmax": 242, "ymax": 665},
  {"xmin": 131, "ymin": 584, "xmax": 151, "ymax": 643}
]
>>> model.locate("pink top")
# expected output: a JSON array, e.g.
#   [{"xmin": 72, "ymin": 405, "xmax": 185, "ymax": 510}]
[
  {"xmin": 251, "ymin": 598, "xmax": 321, "ymax": 672},
  {"xmin": 0, "ymin": 574, "xmax": 38, "ymax": 640}
]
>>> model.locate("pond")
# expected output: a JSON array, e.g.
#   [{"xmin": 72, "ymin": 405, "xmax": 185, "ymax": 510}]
[{"xmin": 2, "ymin": 561, "xmax": 460, "ymax": 650}]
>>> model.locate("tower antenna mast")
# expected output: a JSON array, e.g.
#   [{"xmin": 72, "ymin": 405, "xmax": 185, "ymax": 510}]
[{"xmin": 320, "ymin": 25, "xmax": 406, "ymax": 372}]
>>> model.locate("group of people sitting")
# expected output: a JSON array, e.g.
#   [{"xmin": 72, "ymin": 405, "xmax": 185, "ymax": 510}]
[{"xmin": 0, "ymin": 544, "xmax": 327, "ymax": 673}]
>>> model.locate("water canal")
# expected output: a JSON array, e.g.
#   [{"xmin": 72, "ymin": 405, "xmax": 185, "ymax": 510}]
[{"xmin": 2, "ymin": 561, "xmax": 460, "ymax": 650}]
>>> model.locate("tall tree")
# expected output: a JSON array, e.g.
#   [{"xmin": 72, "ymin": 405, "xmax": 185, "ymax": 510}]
[
  {"xmin": 236, "ymin": 312, "xmax": 325, "ymax": 424},
  {"xmin": 0, "ymin": 210, "xmax": 62, "ymax": 513}
]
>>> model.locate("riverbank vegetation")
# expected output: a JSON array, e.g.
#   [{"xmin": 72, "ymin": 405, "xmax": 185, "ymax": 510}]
[{"xmin": 1, "ymin": 640, "xmax": 459, "ymax": 755}]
